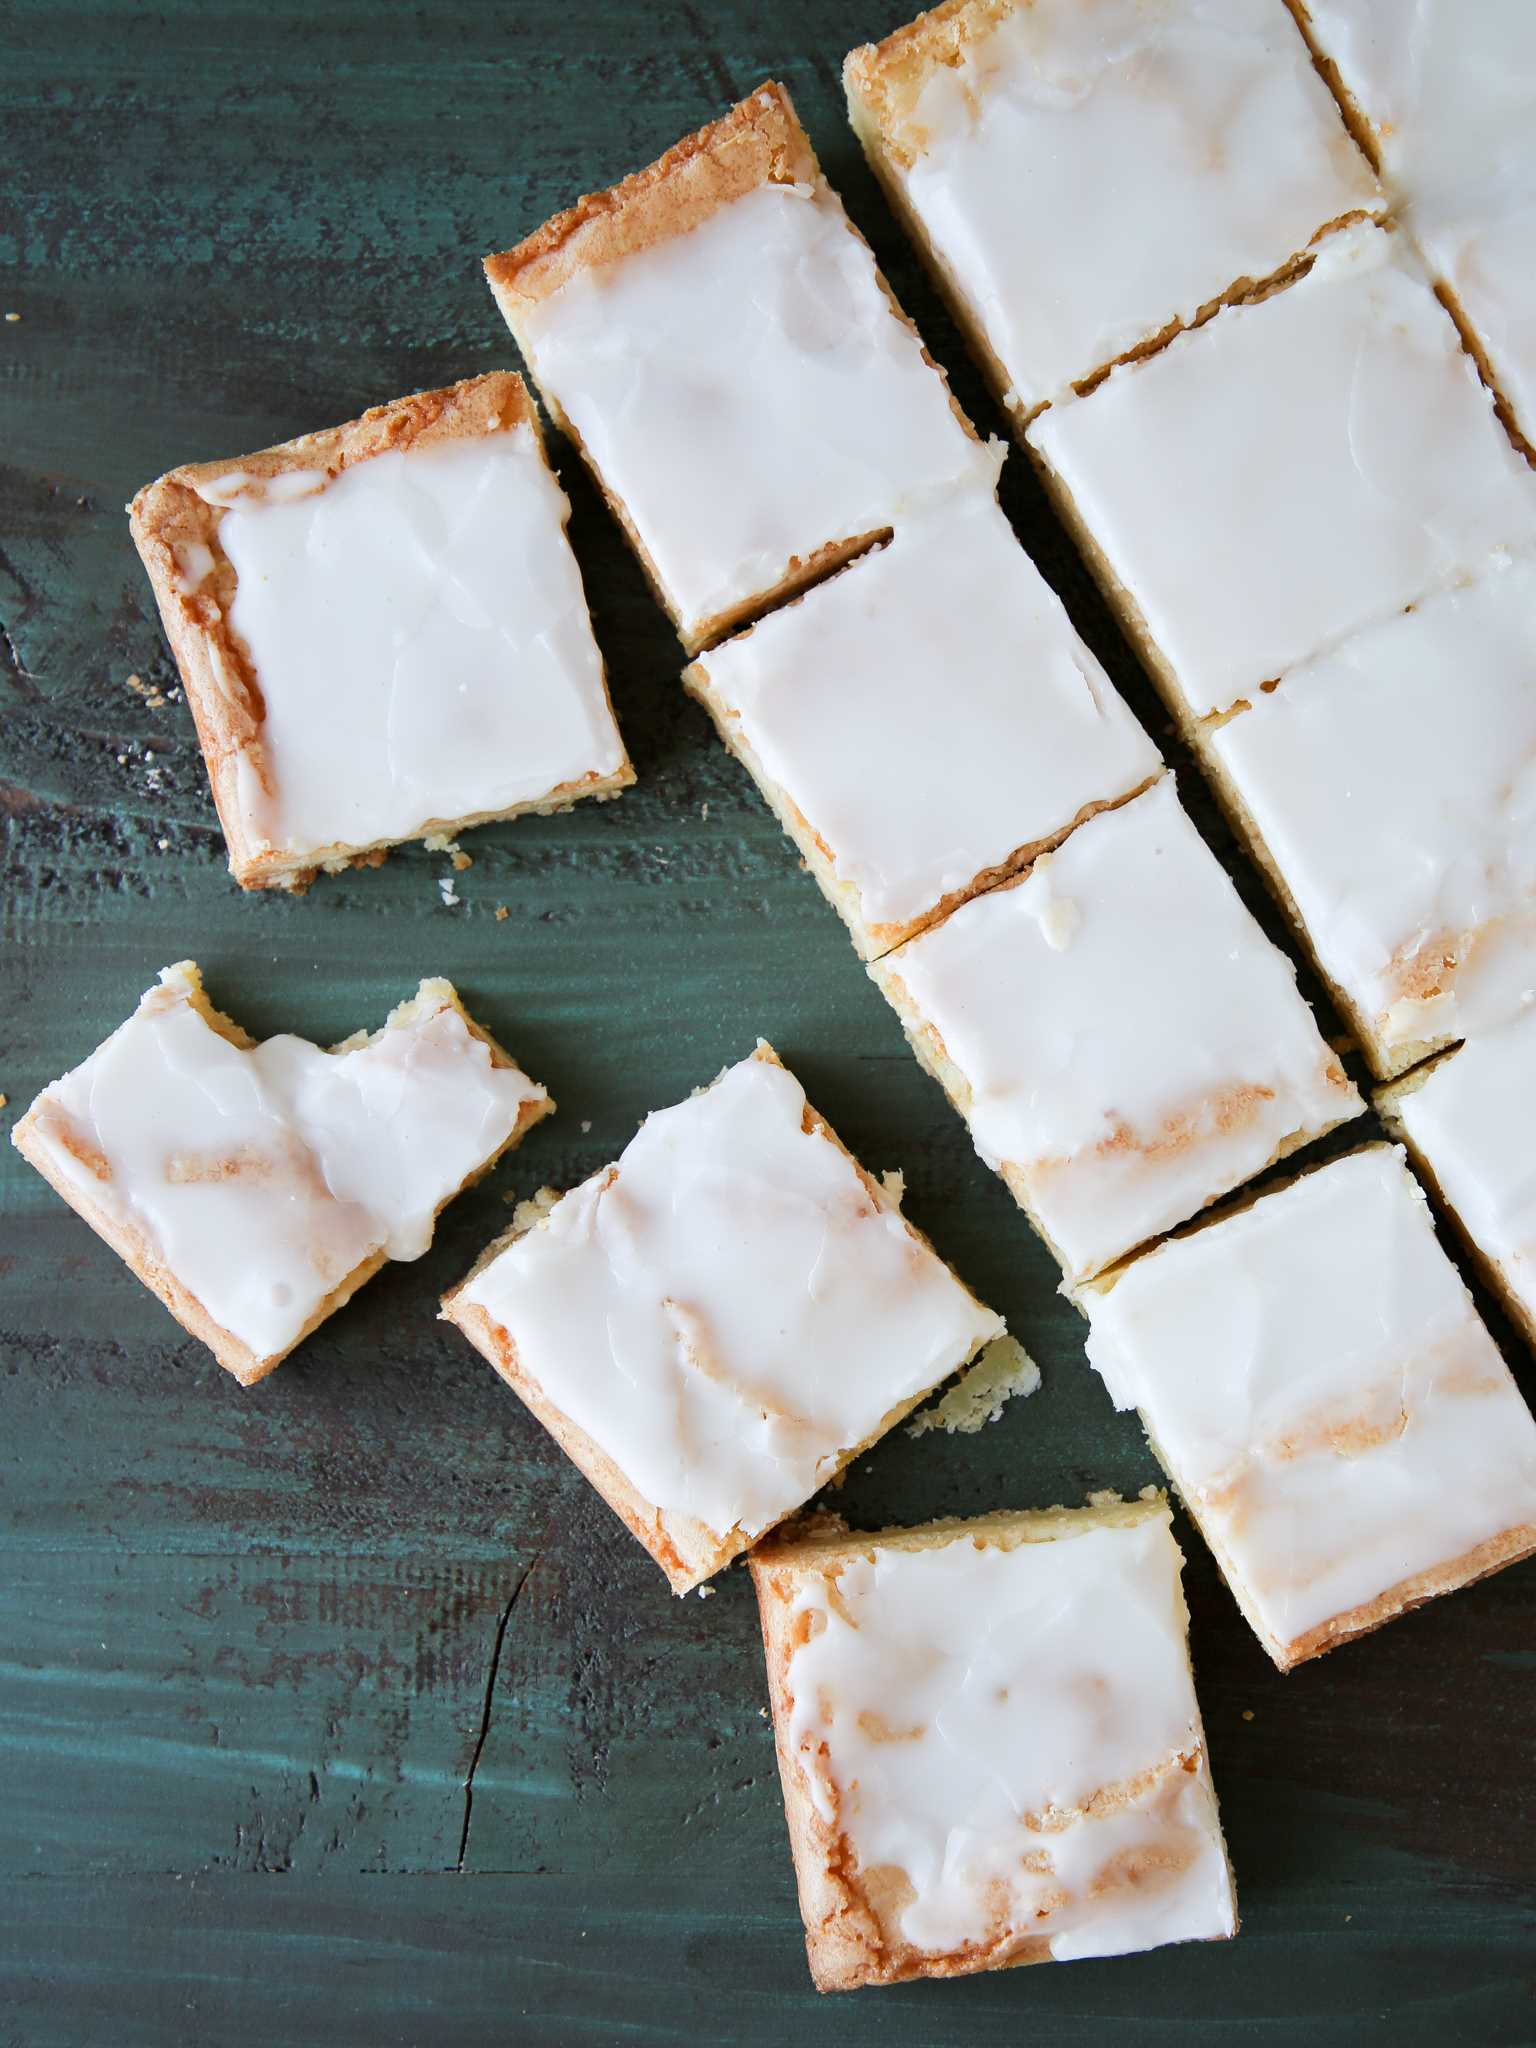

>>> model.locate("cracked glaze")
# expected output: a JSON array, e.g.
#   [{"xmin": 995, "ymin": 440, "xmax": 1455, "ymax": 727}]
[
  {"xmin": 690, "ymin": 486, "xmax": 1159, "ymax": 937},
  {"xmin": 877, "ymin": 777, "xmax": 1359, "ymax": 1281},
  {"xmin": 781, "ymin": 1507, "xmax": 1234, "ymax": 1963},
  {"xmin": 21, "ymin": 965, "xmax": 546, "ymax": 1362},
  {"xmin": 515, "ymin": 174, "xmax": 996, "ymax": 641},
  {"xmin": 1211, "ymin": 556, "xmax": 1536, "ymax": 1061},
  {"xmin": 457, "ymin": 1054, "xmax": 1002, "ymax": 1542},
  {"xmin": 197, "ymin": 427, "xmax": 625, "ymax": 856},
  {"xmin": 1084, "ymin": 1148, "xmax": 1536, "ymax": 1655},
  {"xmin": 854, "ymin": 0, "xmax": 1379, "ymax": 415},
  {"xmin": 1028, "ymin": 223, "xmax": 1536, "ymax": 718}
]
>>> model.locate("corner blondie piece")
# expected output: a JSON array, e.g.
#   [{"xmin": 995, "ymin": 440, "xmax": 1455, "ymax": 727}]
[
  {"xmin": 1206, "ymin": 557, "xmax": 1536, "ymax": 1078},
  {"xmin": 871, "ymin": 776, "xmax": 1362, "ymax": 1283},
  {"xmin": 1027, "ymin": 224, "xmax": 1536, "ymax": 726},
  {"xmin": 684, "ymin": 487, "xmax": 1161, "ymax": 958},
  {"xmin": 441, "ymin": 1045, "xmax": 1004, "ymax": 1591},
  {"xmin": 1379, "ymin": 1013, "xmax": 1536, "ymax": 1350},
  {"xmin": 846, "ymin": 0, "xmax": 1381, "ymax": 424},
  {"xmin": 751, "ymin": 1496, "xmax": 1237, "ymax": 1991},
  {"xmin": 1083, "ymin": 1146, "xmax": 1536, "ymax": 1669},
  {"xmin": 130, "ymin": 372, "xmax": 633, "ymax": 890},
  {"xmin": 11, "ymin": 964, "xmax": 551, "ymax": 1385},
  {"xmin": 1292, "ymin": 0, "xmax": 1536, "ymax": 450},
  {"xmin": 485, "ymin": 82, "xmax": 994, "ymax": 653}
]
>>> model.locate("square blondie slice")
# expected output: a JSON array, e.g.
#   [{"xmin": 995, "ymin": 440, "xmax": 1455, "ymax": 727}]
[
  {"xmin": 441, "ymin": 1045, "xmax": 1003, "ymax": 1592},
  {"xmin": 1083, "ymin": 1146, "xmax": 1536, "ymax": 1670},
  {"xmin": 11, "ymin": 963, "xmax": 552, "ymax": 1386},
  {"xmin": 1027, "ymin": 223, "xmax": 1536, "ymax": 728},
  {"xmin": 1292, "ymin": 0, "xmax": 1536, "ymax": 451},
  {"xmin": 130, "ymin": 372, "xmax": 633, "ymax": 890},
  {"xmin": 484, "ymin": 81, "xmax": 995, "ymax": 654},
  {"xmin": 1379, "ymin": 1013, "xmax": 1536, "ymax": 1351},
  {"xmin": 683, "ymin": 488, "xmax": 1161, "ymax": 958},
  {"xmin": 871, "ymin": 776, "xmax": 1361, "ymax": 1284},
  {"xmin": 845, "ymin": 0, "xmax": 1381, "ymax": 426},
  {"xmin": 750, "ymin": 1496, "xmax": 1237, "ymax": 1991},
  {"xmin": 1206, "ymin": 558, "xmax": 1536, "ymax": 1079}
]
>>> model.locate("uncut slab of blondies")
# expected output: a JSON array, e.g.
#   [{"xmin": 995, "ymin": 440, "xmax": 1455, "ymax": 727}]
[
  {"xmin": 485, "ymin": 81, "xmax": 995, "ymax": 653},
  {"xmin": 751, "ymin": 1495, "xmax": 1236, "ymax": 1991},
  {"xmin": 442, "ymin": 1045, "xmax": 1004, "ymax": 1591},
  {"xmin": 130, "ymin": 372, "xmax": 632, "ymax": 889}
]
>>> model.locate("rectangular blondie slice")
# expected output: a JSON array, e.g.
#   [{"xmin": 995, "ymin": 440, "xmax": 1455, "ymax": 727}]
[
  {"xmin": 441, "ymin": 1045, "xmax": 1004, "ymax": 1591},
  {"xmin": 130, "ymin": 372, "xmax": 633, "ymax": 890},
  {"xmin": 750, "ymin": 1496, "xmax": 1237, "ymax": 1990}
]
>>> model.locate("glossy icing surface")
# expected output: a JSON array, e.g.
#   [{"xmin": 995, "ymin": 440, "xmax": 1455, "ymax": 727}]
[
  {"xmin": 201, "ymin": 427, "xmax": 624, "ymax": 857},
  {"xmin": 1085, "ymin": 1147, "xmax": 1536, "ymax": 1655},
  {"xmin": 856, "ymin": 0, "xmax": 1379, "ymax": 415},
  {"xmin": 1392, "ymin": 1013, "xmax": 1536, "ymax": 1334},
  {"xmin": 457, "ymin": 1054, "xmax": 1003, "ymax": 1542},
  {"xmin": 779, "ymin": 1507, "xmax": 1235, "ymax": 1963},
  {"xmin": 691, "ymin": 487, "xmax": 1160, "ymax": 941},
  {"xmin": 515, "ymin": 173, "xmax": 996, "ymax": 640},
  {"xmin": 1210, "ymin": 557, "xmax": 1536, "ymax": 1063},
  {"xmin": 24, "ymin": 966, "xmax": 546, "ymax": 1362},
  {"xmin": 1028, "ymin": 224, "xmax": 1536, "ymax": 718},
  {"xmin": 876, "ymin": 777, "xmax": 1360, "ymax": 1280}
]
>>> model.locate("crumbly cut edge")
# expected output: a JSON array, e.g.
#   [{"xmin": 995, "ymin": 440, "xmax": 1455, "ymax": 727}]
[
  {"xmin": 127, "ymin": 370, "xmax": 635, "ymax": 891},
  {"xmin": 869, "ymin": 891, "xmax": 1363, "ymax": 1285},
  {"xmin": 1193, "ymin": 705, "xmax": 1450, "ymax": 1081},
  {"xmin": 10, "ymin": 961, "xmax": 552, "ymax": 1387},
  {"xmin": 440, "ymin": 1040, "xmax": 1003, "ymax": 1593},
  {"xmin": 1377, "ymin": 1053, "xmax": 1536, "ymax": 1351},
  {"xmin": 846, "ymin": 7, "xmax": 1381, "ymax": 427},
  {"xmin": 683, "ymin": 629, "xmax": 1162, "ymax": 959},
  {"xmin": 485, "ymin": 81, "xmax": 984, "ymax": 652},
  {"xmin": 1077, "ymin": 1141, "xmax": 1536, "ymax": 1666},
  {"xmin": 750, "ymin": 1493, "xmax": 1235, "ymax": 1991}
]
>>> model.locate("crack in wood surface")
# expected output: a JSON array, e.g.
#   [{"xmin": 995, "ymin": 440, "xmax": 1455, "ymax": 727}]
[{"xmin": 455, "ymin": 1554, "xmax": 542, "ymax": 1873}]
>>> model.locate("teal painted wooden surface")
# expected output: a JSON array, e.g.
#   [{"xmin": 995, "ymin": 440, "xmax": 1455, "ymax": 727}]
[{"xmin": 2, "ymin": 1, "xmax": 1533, "ymax": 2041}]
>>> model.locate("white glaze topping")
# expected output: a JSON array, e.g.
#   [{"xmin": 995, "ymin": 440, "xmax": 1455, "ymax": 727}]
[
  {"xmin": 515, "ymin": 174, "xmax": 997, "ymax": 642},
  {"xmin": 1298, "ymin": 0, "xmax": 1536, "ymax": 442},
  {"xmin": 691, "ymin": 487, "xmax": 1160, "ymax": 943},
  {"xmin": 1391, "ymin": 1013, "xmax": 1536, "ymax": 1336},
  {"xmin": 25, "ymin": 965, "xmax": 545, "ymax": 1363},
  {"xmin": 1210, "ymin": 557, "xmax": 1536, "ymax": 1062},
  {"xmin": 199, "ymin": 427, "xmax": 625, "ymax": 858},
  {"xmin": 457, "ymin": 1054, "xmax": 1003, "ymax": 1542},
  {"xmin": 858, "ymin": 0, "xmax": 1380, "ymax": 417},
  {"xmin": 1028, "ymin": 223, "xmax": 1536, "ymax": 719},
  {"xmin": 1084, "ymin": 1147, "xmax": 1536, "ymax": 1656},
  {"xmin": 877, "ymin": 777, "xmax": 1360, "ymax": 1281},
  {"xmin": 780, "ymin": 1508, "xmax": 1235, "ymax": 1962}
]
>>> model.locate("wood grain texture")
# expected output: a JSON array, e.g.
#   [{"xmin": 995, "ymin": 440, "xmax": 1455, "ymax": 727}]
[{"xmin": 2, "ymin": 0, "xmax": 1533, "ymax": 2041}]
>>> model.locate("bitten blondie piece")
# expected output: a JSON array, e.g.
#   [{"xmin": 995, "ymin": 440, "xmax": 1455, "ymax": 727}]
[
  {"xmin": 683, "ymin": 488, "xmax": 1161, "ymax": 958},
  {"xmin": 751, "ymin": 1496, "xmax": 1237, "ymax": 1991},
  {"xmin": 1027, "ymin": 224, "xmax": 1536, "ymax": 727},
  {"xmin": 1206, "ymin": 558, "xmax": 1536, "ymax": 1079},
  {"xmin": 871, "ymin": 777, "xmax": 1361, "ymax": 1283},
  {"xmin": 441, "ymin": 1045, "xmax": 1003, "ymax": 1591},
  {"xmin": 1379, "ymin": 1013, "xmax": 1536, "ymax": 1351},
  {"xmin": 1292, "ymin": 0, "xmax": 1536, "ymax": 449},
  {"xmin": 130, "ymin": 372, "xmax": 633, "ymax": 890},
  {"xmin": 1083, "ymin": 1146, "xmax": 1536, "ymax": 1669},
  {"xmin": 845, "ymin": 0, "xmax": 1381, "ymax": 424},
  {"xmin": 11, "ymin": 964, "xmax": 552, "ymax": 1385},
  {"xmin": 485, "ymin": 82, "xmax": 995, "ymax": 653}
]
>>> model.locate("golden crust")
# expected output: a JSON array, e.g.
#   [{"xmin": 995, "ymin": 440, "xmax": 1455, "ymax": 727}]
[
  {"xmin": 749, "ymin": 1497, "xmax": 1232, "ymax": 1991},
  {"xmin": 10, "ymin": 963, "xmax": 553, "ymax": 1387},
  {"xmin": 844, "ymin": 0, "xmax": 1014, "ymax": 175},
  {"xmin": 484, "ymin": 82, "xmax": 820, "ymax": 313},
  {"xmin": 441, "ymin": 1042, "xmax": 1001, "ymax": 1593},
  {"xmin": 128, "ymin": 372, "xmax": 634, "ymax": 891}
]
